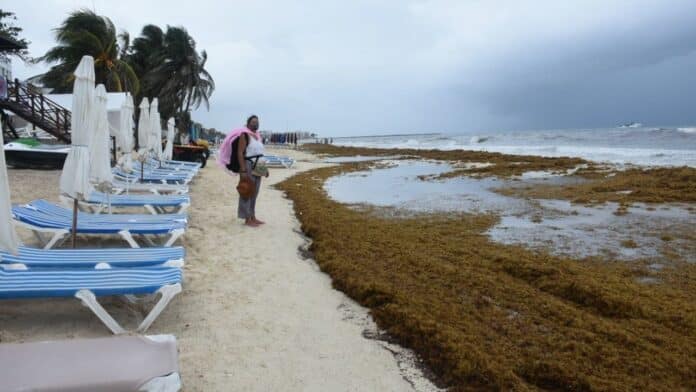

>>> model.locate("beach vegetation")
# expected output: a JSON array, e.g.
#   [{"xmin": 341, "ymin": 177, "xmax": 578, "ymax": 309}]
[
  {"xmin": 0, "ymin": 9, "xmax": 31, "ymax": 61},
  {"xmin": 123, "ymin": 24, "xmax": 214, "ymax": 131},
  {"xmin": 34, "ymin": 9, "xmax": 215, "ymax": 134},
  {"xmin": 36, "ymin": 9, "xmax": 139, "ymax": 94}
]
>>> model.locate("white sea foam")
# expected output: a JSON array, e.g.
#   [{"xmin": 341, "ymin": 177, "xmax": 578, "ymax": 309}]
[
  {"xmin": 334, "ymin": 127, "xmax": 696, "ymax": 167},
  {"xmin": 677, "ymin": 127, "xmax": 696, "ymax": 134}
]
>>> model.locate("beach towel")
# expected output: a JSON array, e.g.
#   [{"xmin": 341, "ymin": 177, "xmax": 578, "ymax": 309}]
[{"xmin": 217, "ymin": 127, "xmax": 261, "ymax": 171}]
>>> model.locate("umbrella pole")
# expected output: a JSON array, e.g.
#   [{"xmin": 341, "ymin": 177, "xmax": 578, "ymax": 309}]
[{"xmin": 71, "ymin": 197, "xmax": 78, "ymax": 248}]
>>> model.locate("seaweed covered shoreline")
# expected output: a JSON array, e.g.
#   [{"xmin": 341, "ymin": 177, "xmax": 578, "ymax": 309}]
[
  {"xmin": 277, "ymin": 145, "xmax": 696, "ymax": 391},
  {"xmin": 305, "ymin": 144, "xmax": 696, "ymax": 205}
]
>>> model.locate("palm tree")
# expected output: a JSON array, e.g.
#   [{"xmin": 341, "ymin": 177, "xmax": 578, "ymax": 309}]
[
  {"xmin": 124, "ymin": 24, "xmax": 165, "ymax": 97},
  {"xmin": 37, "ymin": 10, "xmax": 139, "ymax": 94},
  {"xmin": 129, "ymin": 25, "xmax": 214, "ymax": 131}
]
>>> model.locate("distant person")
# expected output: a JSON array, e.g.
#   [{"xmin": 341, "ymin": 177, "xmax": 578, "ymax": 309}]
[
  {"xmin": 0, "ymin": 76, "xmax": 7, "ymax": 100},
  {"xmin": 236, "ymin": 115, "xmax": 269, "ymax": 227}
]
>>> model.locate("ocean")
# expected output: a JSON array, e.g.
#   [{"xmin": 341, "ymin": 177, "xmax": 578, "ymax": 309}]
[{"xmin": 331, "ymin": 126, "xmax": 696, "ymax": 167}]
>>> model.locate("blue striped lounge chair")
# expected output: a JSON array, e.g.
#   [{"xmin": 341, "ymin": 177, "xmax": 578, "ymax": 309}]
[
  {"xmin": 111, "ymin": 177, "xmax": 189, "ymax": 195},
  {"xmin": 0, "ymin": 245, "xmax": 185, "ymax": 269},
  {"xmin": 12, "ymin": 200, "xmax": 186, "ymax": 249},
  {"xmin": 0, "ymin": 266, "xmax": 182, "ymax": 334},
  {"xmin": 114, "ymin": 167, "xmax": 192, "ymax": 185},
  {"xmin": 72, "ymin": 192, "xmax": 191, "ymax": 215}
]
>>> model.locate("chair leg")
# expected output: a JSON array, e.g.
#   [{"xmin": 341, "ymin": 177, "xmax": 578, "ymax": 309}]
[
  {"xmin": 75, "ymin": 290, "xmax": 126, "ymax": 335},
  {"xmin": 163, "ymin": 229, "xmax": 184, "ymax": 247},
  {"xmin": 44, "ymin": 230, "xmax": 69, "ymax": 249},
  {"xmin": 118, "ymin": 230, "xmax": 140, "ymax": 248},
  {"xmin": 53, "ymin": 235, "xmax": 69, "ymax": 248},
  {"xmin": 142, "ymin": 235, "xmax": 157, "ymax": 247},
  {"xmin": 144, "ymin": 204, "xmax": 158, "ymax": 215},
  {"xmin": 137, "ymin": 283, "xmax": 182, "ymax": 332},
  {"xmin": 32, "ymin": 230, "xmax": 47, "ymax": 247},
  {"xmin": 177, "ymin": 203, "xmax": 190, "ymax": 214}
]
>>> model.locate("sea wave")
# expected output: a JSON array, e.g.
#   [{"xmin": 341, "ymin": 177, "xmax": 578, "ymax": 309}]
[
  {"xmin": 677, "ymin": 127, "xmax": 696, "ymax": 134},
  {"xmin": 469, "ymin": 136, "xmax": 490, "ymax": 144}
]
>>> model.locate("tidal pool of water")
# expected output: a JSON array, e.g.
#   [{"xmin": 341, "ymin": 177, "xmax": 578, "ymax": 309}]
[
  {"xmin": 324, "ymin": 155, "xmax": 402, "ymax": 163},
  {"xmin": 324, "ymin": 159, "xmax": 695, "ymax": 263}
]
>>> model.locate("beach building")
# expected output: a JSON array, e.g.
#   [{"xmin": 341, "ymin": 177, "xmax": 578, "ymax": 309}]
[{"xmin": 6, "ymin": 92, "xmax": 134, "ymax": 141}]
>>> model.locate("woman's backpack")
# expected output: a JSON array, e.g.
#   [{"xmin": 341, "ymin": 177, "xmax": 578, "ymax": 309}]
[{"xmin": 226, "ymin": 134, "xmax": 250, "ymax": 173}]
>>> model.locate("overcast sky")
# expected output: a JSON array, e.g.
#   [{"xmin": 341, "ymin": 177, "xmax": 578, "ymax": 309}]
[{"xmin": 8, "ymin": 0, "xmax": 696, "ymax": 136}]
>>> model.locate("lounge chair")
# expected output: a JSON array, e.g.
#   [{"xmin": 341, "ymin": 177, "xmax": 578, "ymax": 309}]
[
  {"xmin": 264, "ymin": 155, "xmax": 295, "ymax": 168},
  {"xmin": 114, "ymin": 167, "xmax": 192, "ymax": 185},
  {"xmin": 148, "ymin": 158, "xmax": 201, "ymax": 172},
  {"xmin": 132, "ymin": 160, "xmax": 198, "ymax": 176},
  {"xmin": 112, "ymin": 177, "xmax": 189, "ymax": 195},
  {"xmin": 0, "ymin": 334, "xmax": 181, "ymax": 391},
  {"xmin": 133, "ymin": 163, "xmax": 196, "ymax": 178},
  {"xmin": 23, "ymin": 199, "xmax": 187, "ymax": 222},
  {"xmin": 0, "ymin": 266, "xmax": 182, "ymax": 334},
  {"xmin": 12, "ymin": 200, "xmax": 186, "ymax": 248},
  {"xmin": 0, "ymin": 245, "xmax": 184, "ymax": 268},
  {"xmin": 70, "ymin": 192, "xmax": 191, "ymax": 215}
]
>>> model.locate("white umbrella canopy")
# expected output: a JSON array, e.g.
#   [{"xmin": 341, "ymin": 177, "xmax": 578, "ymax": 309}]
[
  {"xmin": 149, "ymin": 98, "xmax": 163, "ymax": 158},
  {"xmin": 118, "ymin": 93, "xmax": 135, "ymax": 171},
  {"xmin": 164, "ymin": 117, "xmax": 175, "ymax": 161},
  {"xmin": 59, "ymin": 55, "xmax": 94, "ymax": 200},
  {"xmin": 137, "ymin": 97, "xmax": 150, "ymax": 154},
  {"xmin": 0, "ymin": 131, "xmax": 20, "ymax": 254},
  {"xmin": 89, "ymin": 84, "xmax": 113, "ymax": 186}
]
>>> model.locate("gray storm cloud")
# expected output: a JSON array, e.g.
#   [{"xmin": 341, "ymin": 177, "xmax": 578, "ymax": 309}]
[{"xmin": 9, "ymin": 0, "xmax": 696, "ymax": 135}]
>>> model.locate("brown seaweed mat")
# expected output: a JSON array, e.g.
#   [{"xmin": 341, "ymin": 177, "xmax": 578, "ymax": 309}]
[{"xmin": 277, "ymin": 160, "xmax": 696, "ymax": 391}]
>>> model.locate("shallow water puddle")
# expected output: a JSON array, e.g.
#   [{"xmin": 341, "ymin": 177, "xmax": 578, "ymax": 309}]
[
  {"xmin": 325, "ymin": 160, "xmax": 695, "ymax": 262},
  {"xmin": 325, "ymin": 160, "xmax": 527, "ymax": 214},
  {"xmin": 324, "ymin": 155, "xmax": 402, "ymax": 163},
  {"xmin": 489, "ymin": 200, "xmax": 695, "ymax": 262}
]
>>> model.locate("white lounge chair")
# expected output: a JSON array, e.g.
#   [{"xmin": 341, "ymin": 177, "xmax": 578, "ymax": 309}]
[{"xmin": 0, "ymin": 334, "xmax": 181, "ymax": 391}]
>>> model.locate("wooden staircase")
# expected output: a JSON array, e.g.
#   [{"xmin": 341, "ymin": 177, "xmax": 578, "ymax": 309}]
[{"xmin": 0, "ymin": 79, "xmax": 71, "ymax": 143}]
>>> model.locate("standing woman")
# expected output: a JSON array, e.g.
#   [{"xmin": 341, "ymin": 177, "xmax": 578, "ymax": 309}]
[{"xmin": 237, "ymin": 115, "xmax": 269, "ymax": 227}]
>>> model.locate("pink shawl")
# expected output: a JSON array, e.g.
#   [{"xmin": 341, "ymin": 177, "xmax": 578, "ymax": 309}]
[{"xmin": 217, "ymin": 127, "xmax": 261, "ymax": 168}]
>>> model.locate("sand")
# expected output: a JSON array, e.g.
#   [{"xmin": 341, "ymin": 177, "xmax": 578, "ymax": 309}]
[{"xmin": 1, "ymin": 148, "xmax": 439, "ymax": 391}]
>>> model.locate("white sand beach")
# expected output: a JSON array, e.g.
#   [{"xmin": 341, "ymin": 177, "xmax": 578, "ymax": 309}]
[{"xmin": 2, "ymin": 148, "xmax": 438, "ymax": 391}]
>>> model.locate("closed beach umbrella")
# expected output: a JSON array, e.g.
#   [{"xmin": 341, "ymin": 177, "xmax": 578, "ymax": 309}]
[
  {"xmin": 118, "ymin": 93, "xmax": 135, "ymax": 171},
  {"xmin": 137, "ymin": 97, "xmax": 150, "ymax": 153},
  {"xmin": 149, "ymin": 98, "xmax": 162, "ymax": 158},
  {"xmin": 60, "ymin": 55, "xmax": 94, "ymax": 200},
  {"xmin": 59, "ymin": 55, "xmax": 95, "ymax": 247},
  {"xmin": 0, "ymin": 131, "xmax": 19, "ymax": 254},
  {"xmin": 89, "ymin": 84, "xmax": 113, "ymax": 186},
  {"xmin": 164, "ymin": 117, "xmax": 175, "ymax": 161}
]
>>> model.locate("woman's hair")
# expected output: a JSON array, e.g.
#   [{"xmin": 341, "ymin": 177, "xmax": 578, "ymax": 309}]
[{"xmin": 246, "ymin": 115, "xmax": 258, "ymax": 126}]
